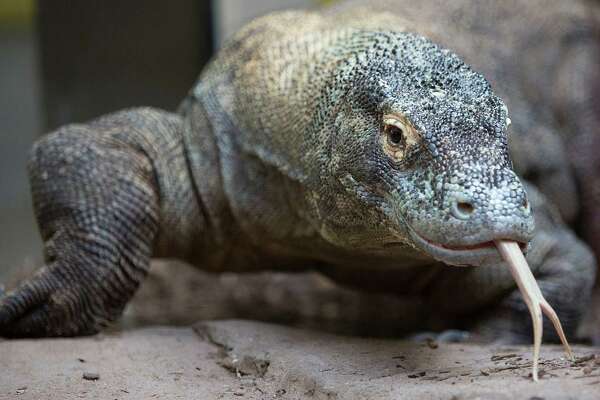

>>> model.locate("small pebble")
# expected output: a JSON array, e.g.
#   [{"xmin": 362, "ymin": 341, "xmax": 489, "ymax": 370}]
[
  {"xmin": 538, "ymin": 369, "xmax": 547, "ymax": 379},
  {"xmin": 527, "ymin": 369, "xmax": 547, "ymax": 379},
  {"xmin": 583, "ymin": 366, "xmax": 593, "ymax": 375},
  {"xmin": 83, "ymin": 372, "xmax": 100, "ymax": 381},
  {"xmin": 573, "ymin": 354, "xmax": 595, "ymax": 365}
]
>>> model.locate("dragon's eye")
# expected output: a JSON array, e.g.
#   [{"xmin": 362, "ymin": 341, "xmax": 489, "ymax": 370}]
[
  {"xmin": 381, "ymin": 114, "xmax": 420, "ymax": 162},
  {"xmin": 386, "ymin": 125, "xmax": 405, "ymax": 147}
]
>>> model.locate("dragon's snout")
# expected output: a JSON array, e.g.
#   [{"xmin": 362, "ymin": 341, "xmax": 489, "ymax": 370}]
[{"xmin": 406, "ymin": 166, "xmax": 535, "ymax": 266}]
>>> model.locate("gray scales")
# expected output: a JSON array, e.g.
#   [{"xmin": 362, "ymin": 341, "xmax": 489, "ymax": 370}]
[{"xmin": 0, "ymin": 1, "xmax": 597, "ymax": 341}]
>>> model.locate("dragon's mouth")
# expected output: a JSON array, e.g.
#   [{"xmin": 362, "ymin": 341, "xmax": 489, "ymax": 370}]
[
  {"xmin": 407, "ymin": 227, "xmax": 528, "ymax": 266},
  {"xmin": 419, "ymin": 236, "xmax": 527, "ymax": 252}
]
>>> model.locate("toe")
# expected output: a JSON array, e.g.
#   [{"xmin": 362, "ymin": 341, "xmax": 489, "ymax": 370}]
[
  {"xmin": 0, "ymin": 276, "xmax": 51, "ymax": 325},
  {"xmin": 0, "ymin": 303, "xmax": 53, "ymax": 337}
]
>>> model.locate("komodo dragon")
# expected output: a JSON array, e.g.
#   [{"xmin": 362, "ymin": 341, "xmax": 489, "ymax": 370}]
[{"xmin": 0, "ymin": 4, "xmax": 596, "ymax": 341}]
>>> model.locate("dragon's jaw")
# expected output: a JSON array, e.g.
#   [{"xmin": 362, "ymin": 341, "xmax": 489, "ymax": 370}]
[{"xmin": 406, "ymin": 224, "xmax": 528, "ymax": 267}]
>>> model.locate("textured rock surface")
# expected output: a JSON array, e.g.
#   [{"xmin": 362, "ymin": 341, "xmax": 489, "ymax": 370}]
[{"xmin": 2, "ymin": 320, "xmax": 600, "ymax": 399}]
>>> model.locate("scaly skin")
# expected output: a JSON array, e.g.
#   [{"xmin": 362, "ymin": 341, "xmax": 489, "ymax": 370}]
[
  {"xmin": 332, "ymin": 0, "xmax": 600, "ymax": 249},
  {"xmin": 0, "ymin": 6, "xmax": 596, "ymax": 340}
]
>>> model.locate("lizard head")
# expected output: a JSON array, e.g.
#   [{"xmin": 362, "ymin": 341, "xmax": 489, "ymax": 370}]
[{"xmin": 323, "ymin": 32, "xmax": 534, "ymax": 266}]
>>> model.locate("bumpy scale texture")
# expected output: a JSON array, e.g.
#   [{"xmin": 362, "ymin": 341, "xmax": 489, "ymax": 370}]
[{"xmin": 0, "ymin": 2, "xmax": 596, "ymax": 341}]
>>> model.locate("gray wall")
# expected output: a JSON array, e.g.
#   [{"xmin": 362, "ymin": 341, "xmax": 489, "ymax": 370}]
[
  {"xmin": 0, "ymin": 27, "xmax": 43, "ymax": 281},
  {"xmin": 214, "ymin": 0, "xmax": 312, "ymax": 44}
]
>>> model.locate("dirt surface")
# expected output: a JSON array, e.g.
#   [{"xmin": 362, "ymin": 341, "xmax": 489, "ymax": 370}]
[
  {"xmin": 3, "ymin": 261, "xmax": 600, "ymax": 399},
  {"xmin": 1, "ymin": 326, "xmax": 255, "ymax": 400},
  {"xmin": 198, "ymin": 320, "xmax": 600, "ymax": 400},
  {"xmin": 2, "ymin": 320, "xmax": 599, "ymax": 400}
]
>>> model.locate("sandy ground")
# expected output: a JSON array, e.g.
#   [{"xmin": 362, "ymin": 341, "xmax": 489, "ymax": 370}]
[
  {"xmin": 2, "ymin": 261, "xmax": 600, "ymax": 399},
  {"xmin": 1, "ymin": 327, "xmax": 240, "ymax": 400},
  {"xmin": 2, "ymin": 320, "xmax": 599, "ymax": 400}
]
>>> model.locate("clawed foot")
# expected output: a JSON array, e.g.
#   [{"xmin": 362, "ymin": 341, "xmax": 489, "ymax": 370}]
[{"xmin": 0, "ymin": 266, "xmax": 102, "ymax": 338}]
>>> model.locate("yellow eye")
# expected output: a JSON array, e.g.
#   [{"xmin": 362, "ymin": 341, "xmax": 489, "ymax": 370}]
[{"xmin": 381, "ymin": 114, "xmax": 420, "ymax": 162}]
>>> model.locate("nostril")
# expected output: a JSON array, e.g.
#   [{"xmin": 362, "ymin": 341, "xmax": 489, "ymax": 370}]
[
  {"xmin": 452, "ymin": 200, "xmax": 475, "ymax": 220},
  {"xmin": 457, "ymin": 202, "xmax": 474, "ymax": 214},
  {"xmin": 522, "ymin": 198, "xmax": 530, "ymax": 210}
]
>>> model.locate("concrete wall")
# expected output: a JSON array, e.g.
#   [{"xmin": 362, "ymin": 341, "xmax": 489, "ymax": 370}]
[
  {"xmin": 0, "ymin": 27, "xmax": 43, "ymax": 281},
  {"xmin": 214, "ymin": 0, "xmax": 313, "ymax": 44}
]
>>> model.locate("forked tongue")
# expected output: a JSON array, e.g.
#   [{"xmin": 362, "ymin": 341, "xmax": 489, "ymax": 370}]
[{"xmin": 494, "ymin": 240, "xmax": 574, "ymax": 381}]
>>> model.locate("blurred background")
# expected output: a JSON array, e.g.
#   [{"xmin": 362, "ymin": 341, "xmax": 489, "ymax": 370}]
[{"xmin": 0, "ymin": 0, "xmax": 318, "ymax": 283}]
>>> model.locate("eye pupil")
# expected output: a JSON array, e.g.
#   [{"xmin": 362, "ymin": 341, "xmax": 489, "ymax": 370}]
[{"xmin": 388, "ymin": 126, "xmax": 404, "ymax": 145}]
